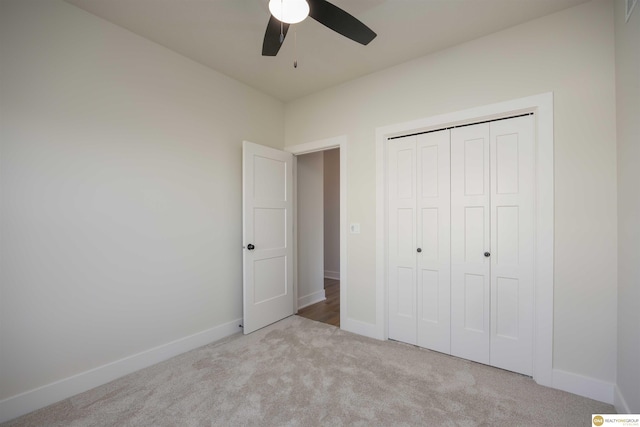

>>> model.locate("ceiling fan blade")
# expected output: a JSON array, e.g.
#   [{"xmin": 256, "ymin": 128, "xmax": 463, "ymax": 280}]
[
  {"xmin": 308, "ymin": 0, "xmax": 376, "ymax": 46},
  {"xmin": 262, "ymin": 15, "xmax": 290, "ymax": 56}
]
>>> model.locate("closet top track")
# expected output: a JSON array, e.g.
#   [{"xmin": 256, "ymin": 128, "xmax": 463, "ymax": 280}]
[{"xmin": 388, "ymin": 112, "xmax": 534, "ymax": 141}]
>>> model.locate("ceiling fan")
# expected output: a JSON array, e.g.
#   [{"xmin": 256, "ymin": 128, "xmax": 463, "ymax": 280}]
[{"xmin": 262, "ymin": 0, "xmax": 377, "ymax": 56}]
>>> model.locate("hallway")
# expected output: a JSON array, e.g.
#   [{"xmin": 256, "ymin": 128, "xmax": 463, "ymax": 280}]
[{"xmin": 297, "ymin": 278, "xmax": 339, "ymax": 327}]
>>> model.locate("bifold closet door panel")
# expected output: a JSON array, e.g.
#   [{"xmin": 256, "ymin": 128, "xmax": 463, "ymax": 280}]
[
  {"xmin": 388, "ymin": 135, "xmax": 418, "ymax": 345},
  {"xmin": 416, "ymin": 130, "xmax": 451, "ymax": 354},
  {"xmin": 450, "ymin": 123, "xmax": 491, "ymax": 365},
  {"xmin": 489, "ymin": 116, "xmax": 534, "ymax": 376}
]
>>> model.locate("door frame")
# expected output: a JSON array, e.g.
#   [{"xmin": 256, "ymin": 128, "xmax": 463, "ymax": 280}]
[
  {"xmin": 285, "ymin": 135, "xmax": 347, "ymax": 329},
  {"xmin": 375, "ymin": 93, "xmax": 554, "ymax": 387}
]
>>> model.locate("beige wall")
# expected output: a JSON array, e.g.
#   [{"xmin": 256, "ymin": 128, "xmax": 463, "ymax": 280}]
[
  {"xmin": 614, "ymin": 0, "xmax": 640, "ymax": 413},
  {"xmin": 297, "ymin": 151, "xmax": 325, "ymax": 306},
  {"xmin": 285, "ymin": 0, "xmax": 618, "ymax": 384},
  {"xmin": 323, "ymin": 149, "xmax": 340, "ymax": 278},
  {"xmin": 0, "ymin": 0, "xmax": 283, "ymax": 400}
]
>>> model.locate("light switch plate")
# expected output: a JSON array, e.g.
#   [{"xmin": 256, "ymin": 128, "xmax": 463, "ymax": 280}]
[{"xmin": 350, "ymin": 223, "xmax": 361, "ymax": 234}]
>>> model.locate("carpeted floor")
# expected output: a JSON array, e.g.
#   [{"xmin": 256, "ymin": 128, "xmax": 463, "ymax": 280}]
[{"xmin": 3, "ymin": 316, "xmax": 613, "ymax": 426}]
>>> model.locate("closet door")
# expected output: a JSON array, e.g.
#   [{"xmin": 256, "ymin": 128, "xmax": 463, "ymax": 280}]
[
  {"xmin": 416, "ymin": 131, "xmax": 451, "ymax": 353},
  {"xmin": 489, "ymin": 116, "xmax": 534, "ymax": 375},
  {"xmin": 389, "ymin": 116, "xmax": 534, "ymax": 376},
  {"xmin": 388, "ymin": 135, "xmax": 418, "ymax": 345},
  {"xmin": 450, "ymin": 123, "xmax": 491, "ymax": 365}
]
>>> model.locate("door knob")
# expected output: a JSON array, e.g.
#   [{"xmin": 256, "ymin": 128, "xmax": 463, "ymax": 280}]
[
  {"xmin": 484, "ymin": 252, "xmax": 490, "ymax": 257},
  {"xmin": 247, "ymin": 244, "xmax": 255, "ymax": 250},
  {"xmin": 417, "ymin": 248, "xmax": 422, "ymax": 253}
]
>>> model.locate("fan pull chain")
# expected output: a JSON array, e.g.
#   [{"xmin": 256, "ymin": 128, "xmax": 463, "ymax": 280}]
[{"xmin": 293, "ymin": 27, "xmax": 298, "ymax": 68}]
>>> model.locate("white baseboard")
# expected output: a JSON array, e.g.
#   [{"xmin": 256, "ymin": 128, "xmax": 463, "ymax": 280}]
[
  {"xmin": 297, "ymin": 290, "xmax": 326, "ymax": 309},
  {"xmin": 614, "ymin": 384, "xmax": 632, "ymax": 413},
  {"xmin": 341, "ymin": 317, "xmax": 381, "ymax": 340},
  {"xmin": 324, "ymin": 270, "xmax": 340, "ymax": 280},
  {"xmin": 552, "ymin": 369, "xmax": 615, "ymax": 405},
  {"xmin": 0, "ymin": 319, "xmax": 242, "ymax": 424}
]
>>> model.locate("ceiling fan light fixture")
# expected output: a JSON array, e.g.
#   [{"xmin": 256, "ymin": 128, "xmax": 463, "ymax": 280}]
[{"xmin": 268, "ymin": 0, "xmax": 309, "ymax": 24}]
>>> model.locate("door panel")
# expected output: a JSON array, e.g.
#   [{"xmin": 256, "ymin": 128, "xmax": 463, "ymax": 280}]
[
  {"xmin": 464, "ymin": 206, "xmax": 486, "ymax": 262},
  {"xmin": 420, "ymin": 269, "xmax": 439, "ymax": 323},
  {"xmin": 242, "ymin": 141, "xmax": 293, "ymax": 334},
  {"xmin": 490, "ymin": 116, "xmax": 534, "ymax": 375},
  {"xmin": 495, "ymin": 277, "xmax": 519, "ymax": 339},
  {"xmin": 495, "ymin": 134, "xmax": 520, "ymax": 195},
  {"xmin": 463, "ymin": 273, "xmax": 486, "ymax": 332},
  {"xmin": 451, "ymin": 123, "xmax": 491, "ymax": 365},
  {"xmin": 253, "ymin": 155, "xmax": 287, "ymax": 200},
  {"xmin": 420, "ymin": 145, "xmax": 439, "ymax": 198},
  {"xmin": 253, "ymin": 256, "xmax": 287, "ymax": 303},
  {"xmin": 396, "ymin": 267, "xmax": 416, "ymax": 318},
  {"xmin": 388, "ymin": 136, "xmax": 418, "ymax": 344},
  {"xmin": 463, "ymin": 138, "xmax": 486, "ymax": 196},
  {"xmin": 416, "ymin": 131, "xmax": 451, "ymax": 353},
  {"xmin": 421, "ymin": 208, "xmax": 439, "ymax": 261},
  {"xmin": 254, "ymin": 208, "xmax": 286, "ymax": 249},
  {"xmin": 397, "ymin": 208, "xmax": 415, "ymax": 258},
  {"xmin": 496, "ymin": 206, "xmax": 519, "ymax": 265}
]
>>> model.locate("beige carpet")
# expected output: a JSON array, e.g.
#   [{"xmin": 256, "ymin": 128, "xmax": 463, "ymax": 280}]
[{"xmin": 4, "ymin": 316, "xmax": 613, "ymax": 426}]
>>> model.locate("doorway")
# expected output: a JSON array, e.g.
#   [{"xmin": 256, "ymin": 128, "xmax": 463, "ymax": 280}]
[
  {"xmin": 285, "ymin": 136, "xmax": 347, "ymax": 330},
  {"xmin": 296, "ymin": 148, "xmax": 341, "ymax": 327}
]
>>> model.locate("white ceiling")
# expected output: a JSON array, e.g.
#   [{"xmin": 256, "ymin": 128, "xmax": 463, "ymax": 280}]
[{"xmin": 65, "ymin": 0, "xmax": 590, "ymax": 102}]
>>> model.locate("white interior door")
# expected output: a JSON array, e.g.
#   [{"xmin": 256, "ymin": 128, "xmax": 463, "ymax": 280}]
[
  {"xmin": 489, "ymin": 116, "xmax": 534, "ymax": 375},
  {"xmin": 388, "ymin": 135, "xmax": 418, "ymax": 345},
  {"xmin": 416, "ymin": 131, "xmax": 451, "ymax": 353},
  {"xmin": 242, "ymin": 141, "xmax": 294, "ymax": 334},
  {"xmin": 388, "ymin": 131, "xmax": 451, "ymax": 350},
  {"xmin": 451, "ymin": 123, "xmax": 491, "ymax": 365}
]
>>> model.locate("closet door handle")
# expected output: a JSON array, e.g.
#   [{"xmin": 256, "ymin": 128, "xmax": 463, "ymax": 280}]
[
  {"xmin": 484, "ymin": 252, "xmax": 490, "ymax": 257},
  {"xmin": 247, "ymin": 244, "xmax": 255, "ymax": 250},
  {"xmin": 417, "ymin": 248, "xmax": 422, "ymax": 253}
]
